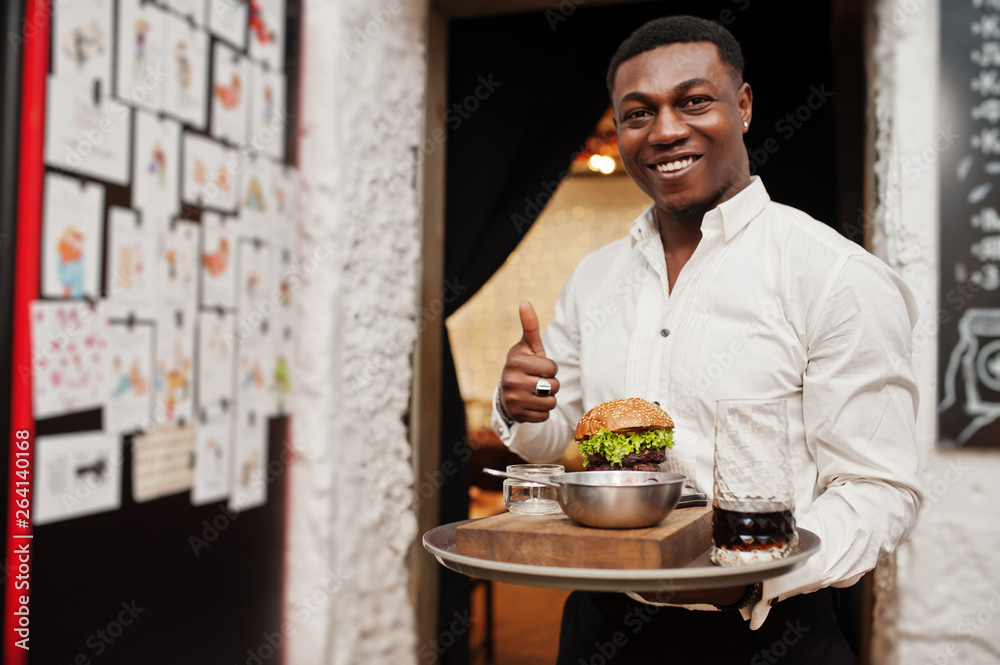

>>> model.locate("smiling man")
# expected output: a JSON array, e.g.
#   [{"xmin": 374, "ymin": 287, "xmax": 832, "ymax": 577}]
[{"xmin": 491, "ymin": 15, "xmax": 922, "ymax": 664}]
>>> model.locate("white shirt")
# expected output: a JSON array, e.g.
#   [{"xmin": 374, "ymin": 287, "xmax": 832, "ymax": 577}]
[{"xmin": 491, "ymin": 177, "xmax": 921, "ymax": 629}]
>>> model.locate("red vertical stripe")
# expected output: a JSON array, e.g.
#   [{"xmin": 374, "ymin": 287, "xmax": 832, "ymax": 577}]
[{"xmin": 5, "ymin": 0, "xmax": 48, "ymax": 662}]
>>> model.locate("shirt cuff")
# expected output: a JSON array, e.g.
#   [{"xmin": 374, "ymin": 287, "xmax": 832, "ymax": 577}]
[{"xmin": 491, "ymin": 383, "xmax": 517, "ymax": 444}]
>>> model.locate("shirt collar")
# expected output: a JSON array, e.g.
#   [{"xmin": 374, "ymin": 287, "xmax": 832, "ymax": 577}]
[{"xmin": 629, "ymin": 176, "xmax": 771, "ymax": 248}]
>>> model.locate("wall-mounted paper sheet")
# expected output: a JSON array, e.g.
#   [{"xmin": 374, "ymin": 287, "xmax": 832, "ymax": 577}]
[
  {"xmin": 197, "ymin": 309, "xmax": 237, "ymax": 410},
  {"xmin": 269, "ymin": 162, "xmax": 294, "ymax": 245},
  {"xmin": 249, "ymin": 63, "xmax": 285, "ymax": 161},
  {"xmin": 115, "ymin": 0, "xmax": 168, "ymax": 111},
  {"xmin": 211, "ymin": 40, "xmax": 249, "ymax": 145},
  {"xmin": 156, "ymin": 218, "xmax": 200, "ymax": 327},
  {"xmin": 34, "ymin": 431, "xmax": 122, "ymax": 525},
  {"xmin": 30, "ymin": 301, "xmax": 112, "ymax": 419},
  {"xmin": 41, "ymin": 173, "xmax": 105, "ymax": 300},
  {"xmin": 154, "ymin": 308, "xmax": 195, "ymax": 425},
  {"xmin": 238, "ymin": 156, "xmax": 270, "ymax": 238},
  {"xmin": 44, "ymin": 76, "xmax": 132, "ymax": 185},
  {"xmin": 53, "ymin": 0, "xmax": 113, "ymax": 90},
  {"xmin": 208, "ymin": 0, "xmax": 248, "ymax": 49},
  {"xmin": 191, "ymin": 409, "xmax": 234, "ymax": 505},
  {"xmin": 107, "ymin": 206, "xmax": 156, "ymax": 319},
  {"xmin": 248, "ymin": 0, "xmax": 284, "ymax": 71},
  {"xmin": 163, "ymin": 12, "xmax": 209, "ymax": 129},
  {"xmin": 105, "ymin": 322, "xmax": 154, "ymax": 433},
  {"xmin": 271, "ymin": 322, "xmax": 293, "ymax": 415},
  {"xmin": 133, "ymin": 110, "xmax": 181, "ymax": 215},
  {"xmin": 229, "ymin": 404, "xmax": 267, "ymax": 511},
  {"xmin": 182, "ymin": 132, "xmax": 239, "ymax": 211},
  {"xmin": 236, "ymin": 325, "xmax": 272, "ymax": 410},
  {"xmin": 236, "ymin": 239, "xmax": 270, "ymax": 326},
  {"xmin": 132, "ymin": 423, "xmax": 195, "ymax": 502},
  {"xmin": 201, "ymin": 212, "xmax": 238, "ymax": 308}
]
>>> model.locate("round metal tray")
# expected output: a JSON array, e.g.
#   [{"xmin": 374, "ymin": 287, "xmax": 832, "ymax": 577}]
[{"xmin": 423, "ymin": 520, "xmax": 820, "ymax": 592}]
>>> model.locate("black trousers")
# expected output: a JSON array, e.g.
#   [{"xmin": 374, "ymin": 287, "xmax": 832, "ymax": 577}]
[{"xmin": 556, "ymin": 588, "xmax": 858, "ymax": 665}]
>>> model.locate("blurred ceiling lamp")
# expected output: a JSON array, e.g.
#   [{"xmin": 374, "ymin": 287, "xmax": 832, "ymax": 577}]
[{"xmin": 587, "ymin": 154, "xmax": 616, "ymax": 175}]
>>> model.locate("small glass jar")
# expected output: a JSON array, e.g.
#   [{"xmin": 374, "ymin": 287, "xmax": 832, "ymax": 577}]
[{"xmin": 502, "ymin": 464, "xmax": 564, "ymax": 515}]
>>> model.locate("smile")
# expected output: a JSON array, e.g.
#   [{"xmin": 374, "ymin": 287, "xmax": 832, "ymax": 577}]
[{"xmin": 653, "ymin": 156, "xmax": 698, "ymax": 173}]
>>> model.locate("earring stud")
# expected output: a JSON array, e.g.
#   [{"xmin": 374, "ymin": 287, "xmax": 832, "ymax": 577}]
[{"xmin": 743, "ymin": 121, "xmax": 749, "ymax": 128}]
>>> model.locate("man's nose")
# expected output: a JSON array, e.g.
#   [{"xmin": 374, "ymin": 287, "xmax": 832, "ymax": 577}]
[{"xmin": 648, "ymin": 110, "xmax": 689, "ymax": 144}]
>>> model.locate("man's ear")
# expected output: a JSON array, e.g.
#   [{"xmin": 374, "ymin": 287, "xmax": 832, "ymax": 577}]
[{"xmin": 737, "ymin": 82, "xmax": 753, "ymax": 129}]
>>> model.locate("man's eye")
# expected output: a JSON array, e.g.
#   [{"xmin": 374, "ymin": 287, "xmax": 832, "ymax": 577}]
[
  {"xmin": 684, "ymin": 96, "xmax": 712, "ymax": 107},
  {"xmin": 624, "ymin": 109, "xmax": 652, "ymax": 120}
]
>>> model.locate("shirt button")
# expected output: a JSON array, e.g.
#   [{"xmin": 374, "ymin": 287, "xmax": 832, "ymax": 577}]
[{"xmin": 660, "ymin": 328, "xmax": 670, "ymax": 337}]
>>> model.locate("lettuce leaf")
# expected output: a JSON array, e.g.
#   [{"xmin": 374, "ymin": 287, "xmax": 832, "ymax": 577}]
[{"xmin": 577, "ymin": 428, "xmax": 675, "ymax": 468}]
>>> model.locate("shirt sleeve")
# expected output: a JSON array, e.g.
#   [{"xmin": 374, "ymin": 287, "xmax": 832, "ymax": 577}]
[
  {"xmin": 491, "ymin": 269, "xmax": 586, "ymax": 462},
  {"xmin": 749, "ymin": 253, "xmax": 923, "ymax": 629}
]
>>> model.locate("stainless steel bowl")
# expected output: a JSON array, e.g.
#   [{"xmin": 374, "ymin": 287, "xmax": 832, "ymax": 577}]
[
  {"xmin": 485, "ymin": 468, "xmax": 687, "ymax": 529},
  {"xmin": 551, "ymin": 471, "xmax": 686, "ymax": 529}
]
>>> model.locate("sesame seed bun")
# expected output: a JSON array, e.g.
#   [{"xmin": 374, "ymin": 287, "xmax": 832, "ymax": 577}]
[{"xmin": 574, "ymin": 397, "xmax": 674, "ymax": 441}]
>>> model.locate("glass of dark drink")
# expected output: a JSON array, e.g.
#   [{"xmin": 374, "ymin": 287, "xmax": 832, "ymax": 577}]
[{"xmin": 710, "ymin": 399, "xmax": 798, "ymax": 566}]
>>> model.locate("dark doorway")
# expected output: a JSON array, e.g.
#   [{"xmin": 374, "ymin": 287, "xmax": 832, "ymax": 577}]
[{"xmin": 437, "ymin": 2, "xmax": 865, "ymax": 663}]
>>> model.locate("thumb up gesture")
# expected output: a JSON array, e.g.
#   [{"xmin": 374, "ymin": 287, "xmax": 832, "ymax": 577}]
[{"xmin": 499, "ymin": 302, "xmax": 560, "ymax": 423}]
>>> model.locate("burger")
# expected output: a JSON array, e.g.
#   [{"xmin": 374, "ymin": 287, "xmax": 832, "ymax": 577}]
[{"xmin": 575, "ymin": 398, "xmax": 675, "ymax": 471}]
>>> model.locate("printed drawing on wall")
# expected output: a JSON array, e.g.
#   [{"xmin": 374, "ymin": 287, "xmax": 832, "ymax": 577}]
[
  {"xmin": 105, "ymin": 322, "xmax": 154, "ymax": 434},
  {"xmin": 41, "ymin": 173, "xmax": 105, "ymax": 301},
  {"xmin": 163, "ymin": 11, "xmax": 210, "ymax": 129},
  {"xmin": 107, "ymin": 206, "xmax": 156, "ymax": 319},
  {"xmin": 133, "ymin": 111, "xmax": 182, "ymax": 215},
  {"xmin": 34, "ymin": 431, "xmax": 122, "ymax": 525},
  {"xmin": 115, "ymin": 0, "xmax": 167, "ymax": 110},
  {"xmin": 30, "ymin": 301, "xmax": 112, "ymax": 419},
  {"xmin": 53, "ymin": 0, "xmax": 113, "ymax": 90}
]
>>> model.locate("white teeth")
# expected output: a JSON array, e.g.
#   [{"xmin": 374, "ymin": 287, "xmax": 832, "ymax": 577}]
[{"xmin": 655, "ymin": 157, "xmax": 695, "ymax": 173}]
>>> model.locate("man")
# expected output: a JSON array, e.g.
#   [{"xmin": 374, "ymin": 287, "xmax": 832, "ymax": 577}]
[{"xmin": 492, "ymin": 15, "xmax": 920, "ymax": 664}]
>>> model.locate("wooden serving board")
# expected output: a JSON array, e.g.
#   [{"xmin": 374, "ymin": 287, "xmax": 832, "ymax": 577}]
[{"xmin": 455, "ymin": 506, "xmax": 712, "ymax": 570}]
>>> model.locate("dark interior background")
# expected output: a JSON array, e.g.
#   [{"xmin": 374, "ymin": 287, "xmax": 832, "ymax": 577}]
[{"xmin": 440, "ymin": 1, "xmax": 861, "ymax": 662}]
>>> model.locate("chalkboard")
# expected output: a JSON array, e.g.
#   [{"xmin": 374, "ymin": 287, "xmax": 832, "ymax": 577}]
[{"xmin": 939, "ymin": 0, "xmax": 1000, "ymax": 448}]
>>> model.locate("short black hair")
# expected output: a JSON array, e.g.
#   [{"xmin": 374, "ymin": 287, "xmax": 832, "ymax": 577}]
[{"xmin": 606, "ymin": 15, "xmax": 745, "ymax": 98}]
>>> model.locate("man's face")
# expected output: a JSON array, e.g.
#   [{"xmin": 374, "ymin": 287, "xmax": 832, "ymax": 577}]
[{"xmin": 612, "ymin": 42, "xmax": 752, "ymax": 221}]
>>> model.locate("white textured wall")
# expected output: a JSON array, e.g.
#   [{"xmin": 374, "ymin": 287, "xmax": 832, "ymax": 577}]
[
  {"xmin": 289, "ymin": 0, "xmax": 429, "ymax": 663},
  {"xmin": 872, "ymin": 1, "xmax": 1000, "ymax": 663}
]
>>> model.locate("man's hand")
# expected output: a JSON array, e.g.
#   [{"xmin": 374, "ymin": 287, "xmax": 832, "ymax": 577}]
[{"xmin": 500, "ymin": 302, "xmax": 560, "ymax": 423}]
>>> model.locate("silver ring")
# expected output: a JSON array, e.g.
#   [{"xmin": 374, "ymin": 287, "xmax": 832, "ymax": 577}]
[{"xmin": 534, "ymin": 378, "xmax": 552, "ymax": 397}]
